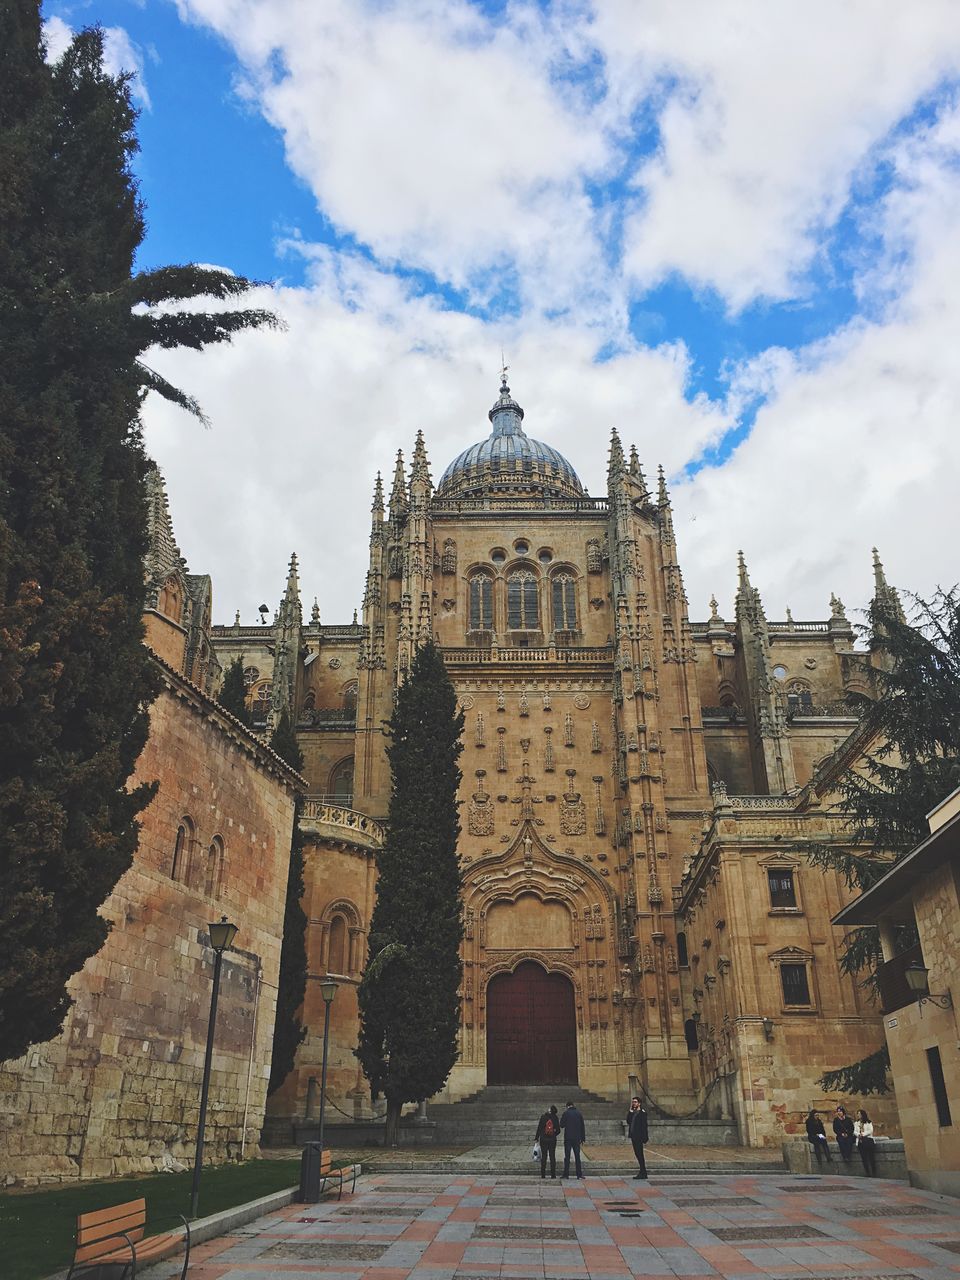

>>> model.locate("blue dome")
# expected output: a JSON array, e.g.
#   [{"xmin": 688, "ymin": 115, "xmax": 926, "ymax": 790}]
[{"xmin": 437, "ymin": 379, "xmax": 585, "ymax": 499}]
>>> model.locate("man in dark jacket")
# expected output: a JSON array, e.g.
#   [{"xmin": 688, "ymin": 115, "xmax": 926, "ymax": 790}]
[
  {"xmin": 626, "ymin": 1096, "xmax": 649, "ymax": 1178},
  {"xmin": 535, "ymin": 1104, "xmax": 560, "ymax": 1178},
  {"xmin": 560, "ymin": 1101, "xmax": 586, "ymax": 1178}
]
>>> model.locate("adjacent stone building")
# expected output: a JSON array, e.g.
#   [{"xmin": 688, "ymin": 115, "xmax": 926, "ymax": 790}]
[
  {"xmin": 834, "ymin": 787, "xmax": 960, "ymax": 1193},
  {"xmin": 213, "ymin": 377, "xmax": 897, "ymax": 1146},
  {"xmin": 0, "ymin": 471, "xmax": 301, "ymax": 1184}
]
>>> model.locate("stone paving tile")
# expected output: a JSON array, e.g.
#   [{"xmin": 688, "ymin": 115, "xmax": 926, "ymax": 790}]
[{"xmin": 140, "ymin": 1170, "xmax": 960, "ymax": 1280}]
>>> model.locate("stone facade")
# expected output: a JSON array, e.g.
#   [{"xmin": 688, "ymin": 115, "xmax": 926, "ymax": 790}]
[
  {"xmin": 212, "ymin": 378, "xmax": 894, "ymax": 1146},
  {"xmin": 835, "ymin": 786, "xmax": 960, "ymax": 1194},
  {"xmin": 0, "ymin": 475, "xmax": 300, "ymax": 1185}
]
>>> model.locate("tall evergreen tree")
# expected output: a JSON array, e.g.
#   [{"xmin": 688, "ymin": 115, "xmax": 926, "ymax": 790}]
[
  {"xmin": 218, "ymin": 655, "xmax": 251, "ymax": 725},
  {"xmin": 268, "ymin": 706, "xmax": 309, "ymax": 1095},
  {"xmin": 0, "ymin": 5, "xmax": 276, "ymax": 1063},
  {"xmin": 357, "ymin": 642, "xmax": 464, "ymax": 1145},
  {"xmin": 805, "ymin": 587, "xmax": 960, "ymax": 1093}
]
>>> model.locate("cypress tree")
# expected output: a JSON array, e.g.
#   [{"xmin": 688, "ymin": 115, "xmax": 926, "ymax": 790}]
[
  {"xmin": 0, "ymin": 5, "xmax": 276, "ymax": 1063},
  {"xmin": 805, "ymin": 587, "xmax": 960, "ymax": 1094},
  {"xmin": 218, "ymin": 655, "xmax": 251, "ymax": 725},
  {"xmin": 357, "ymin": 641, "xmax": 464, "ymax": 1145},
  {"xmin": 268, "ymin": 707, "xmax": 309, "ymax": 1094}
]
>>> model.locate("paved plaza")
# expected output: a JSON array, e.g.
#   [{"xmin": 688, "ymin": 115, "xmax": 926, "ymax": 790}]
[{"xmin": 146, "ymin": 1170, "xmax": 960, "ymax": 1280}]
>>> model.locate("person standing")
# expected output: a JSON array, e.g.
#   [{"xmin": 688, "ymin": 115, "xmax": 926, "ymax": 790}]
[
  {"xmin": 535, "ymin": 1104, "xmax": 559, "ymax": 1179},
  {"xmin": 560, "ymin": 1100, "xmax": 586, "ymax": 1179},
  {"xmin": 626, "ymin": 1096, "xmax": 649, "ymax": 1179},
  {"xmin": 832, "ymin": 1106, "xmax": 855, "ymax": 1162},
  {"xmin": 805, "ymin": 1109, "xmax": 832, "ymax": 1168},
  {"xmin": 854, "ymin": 1109, "xmax": 877, "ymax": 1177}
]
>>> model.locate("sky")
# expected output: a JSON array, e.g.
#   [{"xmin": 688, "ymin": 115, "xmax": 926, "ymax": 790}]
[{"xmin": 43, "ymin": 0, "xmax": 960, "ymax": 628}]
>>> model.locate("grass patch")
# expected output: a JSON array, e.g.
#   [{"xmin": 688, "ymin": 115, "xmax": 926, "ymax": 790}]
[{"xmin": 0, "ymin": 1158, "xmax": 301, "ymax": 1280}]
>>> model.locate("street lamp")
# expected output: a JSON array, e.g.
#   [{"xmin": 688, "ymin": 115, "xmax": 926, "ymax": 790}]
[
  {"xmin": 905, "ymin": 960, "xmax": 953, "ymax": 1011},
  {"xmin": 190, "ymin": 916, "xmax": 238, "ymax": 1220},
  {"xmin": 317, "ymin": 977, "xmax": 339, "ymax": 1159}
]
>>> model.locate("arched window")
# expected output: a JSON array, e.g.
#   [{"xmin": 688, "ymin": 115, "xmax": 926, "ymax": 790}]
[
  {"xmin": 158, "ymin": 576, "xmax": 182, "ymax": 622},
  {"xmin": 684, "ymin": 1017, "xmax": 700, "ymax": 1051},
  {"xmin": 330, "ymin": 757, "xmax": 354, "ymax": 803},
  {"xmin": 171, "ymin": 816, "xmax": 194, "ymax": 882},
  {"xmin": 343, "ymin": 682, "xmax": 358, "ymax": 715},
  {"xmin": 676, "ymin": 931, "xmax": 689, "ymax": 967},
  {"xmin": 469, "ymin": 574, "xmax": 493, "ymax": 630},
  {"xmin": 328, "ymin": 915, "xmax": 347, "ymax": 974},
  {"xmin": 552, "ymin": 572, "xmax": 577, "ymax": 630},
  {"xmin": 507, "ymin": 570, "xmax": 539, "ymax": 630},
  {"xmin": 205, "ymin": 835, "xmax": 224, "ymax": 898},
  {"xmin": 301, "ymin": 689, "xmax": 316, "ymax": 712},
  {"xmin": 252, "ymin": 681, "xmax": 272, "ymax": 723},
  {"xmin": 243, "ymin": 666, "xmax": 260, "ymax": 687}
]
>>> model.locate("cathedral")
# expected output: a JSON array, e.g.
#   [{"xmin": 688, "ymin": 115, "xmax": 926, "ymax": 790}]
[{"xmin": 214, "ymin": 375, "xmax": 896, "ymax": 1148}]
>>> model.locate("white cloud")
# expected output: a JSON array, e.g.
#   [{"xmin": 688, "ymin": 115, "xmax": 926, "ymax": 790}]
[
  {"xmin": 597, "ymin": 0, "xmax": 960, "ymax": 309},
  {"xmin": 675, "ymin": 97, "xmax": 960, "ymax": 618}
]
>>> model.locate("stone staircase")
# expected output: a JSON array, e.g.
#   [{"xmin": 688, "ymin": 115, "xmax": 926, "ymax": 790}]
[{"xmin": 422, "ymin": 1085, "xmax": 740, "ymax": 1147}]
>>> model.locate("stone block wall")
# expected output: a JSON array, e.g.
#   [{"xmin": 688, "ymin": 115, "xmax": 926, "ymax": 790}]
[{"xmin": 0, "ymin": 657, "xmax": 299, "ymax": 1185}]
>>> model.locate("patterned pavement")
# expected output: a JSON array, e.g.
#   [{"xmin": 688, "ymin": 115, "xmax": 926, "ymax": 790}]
[{"xmin": 146, "ymin": 1172, "xmax": 960, "ymax": 1280}]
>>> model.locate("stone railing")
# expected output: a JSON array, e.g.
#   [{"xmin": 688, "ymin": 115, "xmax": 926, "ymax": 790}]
[
  {"xmin": 298, "ymin": 708, "xmax": 357, "ymax": 728},
  {"xmin": 442, "ymin": 644, "xmax": 613, "ymax": 664},
  {"xmin": 300, "ymin": 799, "xmax": 385, "ymax": 849},
  {"xmin": 790, "ymin": 699, "xmax": 860, "ymax": 719},
  {"xmin": 701, "ymin": 705, "xmax": 745, "ymax": 720},
  {"xmin": 712, "ymin": 784, "xmax": 796, "ymax": 810},
  {"xmin": 431, "ymin": 495, "xmax": 609, "ymax": 513}
]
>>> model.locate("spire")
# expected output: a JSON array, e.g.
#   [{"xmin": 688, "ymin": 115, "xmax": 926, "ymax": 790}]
[
  {"xmin": 410, "ymin": 429, "xmax": 432, "ymax": 488},
  {"xmin": 488, "ymin": 371, "xmax": 526, "ymax": 438},
  {"xmin": 737, "ymin": 550, "xmax": 751, "ymax": 592},
  {"xmin": 607, "ymin": 428, "xmax": 626, "ymax": 483},
  {"xmin": 657, "ymin": 464, "xmax": 670, "ymax": 507},
  {"xmin": 389, "ymin": 449, "xmax": 407, "ymax": 521},
  {"xmin": 284, "ymin": 551, "xmax": 299, "ymax": 601},
  {"xmin": 371, "ymin": 471, "xmax": 384, "ymax": 518},
  {"xmin": 629, "ymin": 444, "xmax": 649, "ymax": 497},
  {"xmin": 311, "ymin": 597, "xmax": 320, "ymax": 624},
  {"xmin": 657, "ymin": 465, "xmax": 676, "ymax": 545},
  {"xmin": 872, "ymin": 546, "xmax": 906, "ymax": 623}
]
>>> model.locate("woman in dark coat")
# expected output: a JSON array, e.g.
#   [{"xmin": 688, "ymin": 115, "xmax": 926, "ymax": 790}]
[
  {"xmin": 832, "ymin": 1106, "xmax": 855, "ymax": 1161},
  {"xmin": 805, "ymin": 1109, "xmax": 832, "ymax": 1167}
]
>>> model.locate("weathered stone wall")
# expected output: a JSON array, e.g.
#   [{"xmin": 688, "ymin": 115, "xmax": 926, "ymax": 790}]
[
  {"xmin": 678, "ymin": 807, "xmax": 897, "ymax": 1147},
  {"xmin": 885, "ymin": 860, "xmax": 960, "ymax": 1195},
  {"xmin": 0, "ymin": 657, "xmax": 298, "ymax": 1185}
]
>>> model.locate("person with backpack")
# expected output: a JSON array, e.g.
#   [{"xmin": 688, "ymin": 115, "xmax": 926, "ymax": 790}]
[
  {"xmin": 535, "ymin": 1104, "xmax": 560, "ymax": 1178},
  {"xmin": 626, "ymin": 1096, "xmax": 649, "ymax": 1178}
]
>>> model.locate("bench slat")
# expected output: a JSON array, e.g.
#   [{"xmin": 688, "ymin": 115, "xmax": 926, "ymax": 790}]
[
  {"xmin": 76, "ymin": 1198, "xmax": 146, "ymax": 1229},
  {"xmin": 74, "ymin": 1234, "xmax": 138, "ymax": 1266},
  {"xmin": 77, "ymin": 1211, "xmax": 145, "ymax": 1246},
  {"xmin": 86, "ymin": 1230, "xmax": 182, "ymax": 1268}
]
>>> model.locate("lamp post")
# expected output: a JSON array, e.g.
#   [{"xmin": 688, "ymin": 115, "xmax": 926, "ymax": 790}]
[
  {"xmin": 190, "ymin": 916, "xmax": 238, "ymax": 1220},
  {"xmin": 317, "ymin": 977, "xmax": 339, "ymax": 1158}
]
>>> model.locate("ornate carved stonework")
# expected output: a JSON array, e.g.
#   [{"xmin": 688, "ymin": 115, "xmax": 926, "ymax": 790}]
[{"xmin": 560, "ymin": 775, "xmax": 586, "ymax": 835}]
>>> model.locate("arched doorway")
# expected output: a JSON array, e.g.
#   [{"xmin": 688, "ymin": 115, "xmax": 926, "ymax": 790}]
[{"xmin": 486, "ymin": 961, "xmax": 578, "ymax": 1085}]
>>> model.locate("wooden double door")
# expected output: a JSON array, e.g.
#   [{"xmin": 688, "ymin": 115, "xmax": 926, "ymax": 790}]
[{"xmin": 486, "ymin": 962, "xmax": 578, "ymax": 1085}]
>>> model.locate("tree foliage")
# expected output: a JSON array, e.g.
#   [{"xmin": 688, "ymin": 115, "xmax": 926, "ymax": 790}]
[
  {"xmin": 0, "ymin": 5, "xmax": 276, "ymax": 1063},
  {"xmin": 218, "ymin": 656, "xmax": 251, "ymax": 725},
  {"xmin": 819, "ymin": 1046, "xmax": 892, "ymax": 1097},
  {"xmin": 357, "ymin": 642, "xmax": 464, "ymax": 1143},
  {"xmin": 267, "ymin": 707, "xmax": 308, "ymax": 1095},
  {"xmin": 806, "ymin": 587, "xmax": 960, "ymax": 1090}
]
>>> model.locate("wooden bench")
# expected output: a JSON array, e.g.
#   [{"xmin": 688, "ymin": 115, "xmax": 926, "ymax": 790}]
[{"xmin": 67, "ymin": 1197, "xmax": 190, "ymax": 1280}]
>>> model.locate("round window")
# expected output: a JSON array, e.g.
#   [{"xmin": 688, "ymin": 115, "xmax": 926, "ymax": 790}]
[
  {"xmin": 538, "ymin": 549, "xmax": 553, "ymax": 564},
  {"xmin": 773, "ymin": 665, "xmax": 788, "ymax": 681},
  {"xmin": 514, "ymin": 539, "xmax": 529, "ymax": 555},
  {"xmin": 491, "ymin": 548, "xmax": 507, "ymax": 564}
]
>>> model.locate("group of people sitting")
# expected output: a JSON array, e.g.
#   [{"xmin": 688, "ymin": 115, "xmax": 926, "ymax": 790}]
[
  {"xmin": 533, "ymin": 1096, "xmax": 650, "ymax": 1180},
  {"xmin": 805, "ymin": 1105, "xmax": 878, "ymax": 1175}
]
